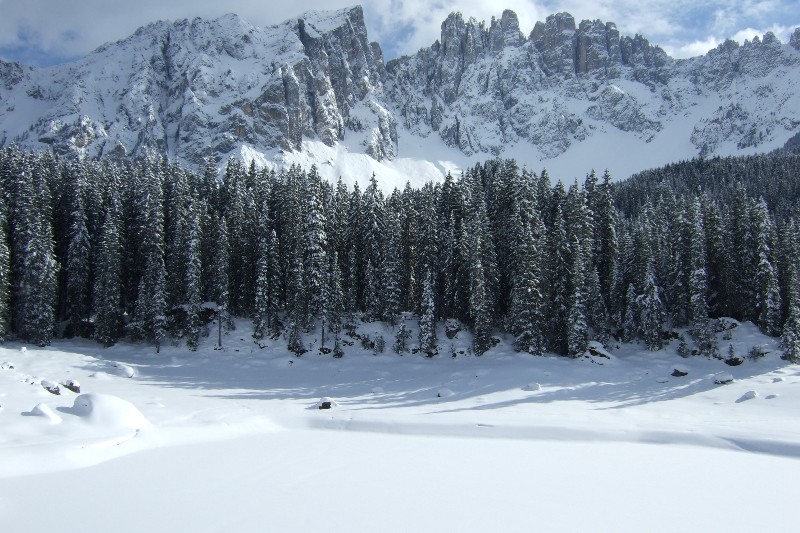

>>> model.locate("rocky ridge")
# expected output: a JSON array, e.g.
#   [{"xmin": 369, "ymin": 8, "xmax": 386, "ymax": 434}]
[{"xmin": 1, "ymin": 6, "xmax": 799, "ymax": 180}]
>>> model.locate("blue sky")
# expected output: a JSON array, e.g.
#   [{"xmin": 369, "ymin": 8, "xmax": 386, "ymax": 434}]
[{"xmin": 1, "ymin": 0, "xmax": 798, "ymax": 66}]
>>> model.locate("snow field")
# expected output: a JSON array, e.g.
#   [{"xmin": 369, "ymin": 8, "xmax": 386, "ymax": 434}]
[{"xmin": 0, "ymin": 317, "xmax": 799, "ymax": 531}]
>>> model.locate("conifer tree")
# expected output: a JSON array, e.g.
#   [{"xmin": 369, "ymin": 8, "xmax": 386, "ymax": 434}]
[
  {"xmin": 686, "ymin": 197, "xmax": 716, "ymax": 356},
  {"xmin": 566, "ymin": 236, "xmax": 589, "ymax": 357},
  {"xmin": 131, "ymin": 165, "xmax": 168, "ymax": 351},
  {"xmin": 510, "ymin": 215, "xmax": 544, "ymax": 355},
  {"xmin": 381, "ymin": 210, "xmax": 402, "ymax": 323},
  {"xmin": 0, "ymin": 198, "xmax": 10, "ymax": 341},
  {"xmin": 184, "ymin": 202, "xmax": 203, "ymax": 351},
  {"xmin": 93, "ymin": 196, "xmax": 123, "ymax": 347},
  {"xmin": 418, "ymin": 270, "xmax": 436, "ymax": 355},
  {"xmin": 65, "ymin": 186, "xmax": 92, "ymax": 336},
  {"xmin": 781, "ymin": 268, "xmax": 800, "ymax": 363},
  {"xmin": 752, "ymin": 199, "xmax": 782, "ymax": 335},
  {"xmin": 637, "ymin": 264, "xmax": 665, "ymax": 351},
  {"xmin": 326, "ymin": 251, "xmax": 345, "ymax": 347}
]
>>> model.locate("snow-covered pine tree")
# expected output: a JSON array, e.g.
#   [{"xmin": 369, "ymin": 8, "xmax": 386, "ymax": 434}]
[
  {"xmin": 9, "ymin": 153, "xmax": 58, "ymax": 345},
  {"xmin": 701, "ymin": 195, "xmax": 731, "ymax": 317},
  {"xmin": 686, "ymin": 197, "xmax": 717, "ymax": 357},
  {"xmin": 205, "ymin": 214, "xmax": 231, "ymax": 339},
  {"xmin": 381, "ymin": 209, "xmax": 402, "ymax": 323},
  {"xmin": 93, "ymin": 195, "xmax": 123, "ymax": 347},
  {"xmin": 752, "ymin": 198, "xmax": 782, "ymax": 336},
  {"xmin": 567, "ymin": 236, "xmax": 589, "ymax": 357},
  {"xmin": 344, "ymin": 182, "xmax": 364, "ymax": 312},
  {"xmin": 130, "ymin": 164, "xmax": 168, "ymax": 351},
  {"xmin": 418, "ymin": 270, "xmax": 437, "ymax": 355},
  {"xmin": 326, "ymin": 251, "xmax": 345, "ymax": 347},
  {"xmin": 65, "ymin": 184, "xmax": 92, "ymax": 336},
  {"xmin": 545, "ymin": 187, "xmax": 570, "ymax": 355},
  {"xmin": 595, "ymin": 170, "xmax": 618, "ymax": 317},
  {"xmin": 0, "ymin": 197, "xmax": 10, "ymax": 341},
  {"xmin": 163, "ymin": 165, "xmax": 191, "ymax": 317},
  {"xmin": 253, "ymin": 224, "xmax": 270, "ymax": 342},
  {"xmin": 730, "ymin": 185, "xmax": 757, "ymax": 321},
  {"xmin": 510, "ymin": 212, "xmax": 545, "ymax": 355},
  {"xmin": 184, "ymin": 201, "xmax": 203, "ymax": 351},
  {"xmin": 400, "ymin": 181, "xmax": 418, "ymax": 311},
  {"xmin": 622, "ymin": 283, "xmax": 637, "ymax": 343},
  {"xmin": 302, "ymin": 166, "xmax": 328, "ymax": 326},
  {"xmin": 637, "ymin": 264, "xmax": 665, "ymax": 351},
  {"xmin": 781, "ymin": 267, "xmax": 800, "ymax": 363}
]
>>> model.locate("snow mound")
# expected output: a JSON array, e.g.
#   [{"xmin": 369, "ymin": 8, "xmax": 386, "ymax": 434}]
[
  {"xmin": 1, "ymin": 361, "xmax": 14, "ymax": 369},
  {"xmin": 113, "ymin": 363, "xmax": 136, "ymax": 378},
  {"xmin": 41, "ymin": 379, "xmax": 61, "ymax": 395},
  {"xmin": 89, "ymin": 371, "xmax": 112, "ymax": 380},
  {"xmin": 31, "ymin": 403, "xmax": 62, "ymax": 424},
  {"xmin": 63, "ymin": 379, "xmax": 80, "ymax": 393},
  {"xmin": 69, "ymin": 393, "xmax": 151, "ymax": 429},
  {"xmin": 714, "ymin": 372, "xmax": 735, "ymax": 385},
  {"xmin": 584, "ymin": 341, "xmax": 615, "ymax": 364},
  {"xmin": 20, "ymin": 346, "xmax": 27, "ymax": 352},
  {"xmin": 523, "ymin": 382, "xmax": 542, "ymax": 392},
  {"xmin": 315, "ymin": 397, "xmax": 339, "ymax": 410},
  {"xmin": 738, "ymin": 390, "xmax": 759, "ymax": 402},
  {"xmin": 437, "ymin": 388, "xmax": 455, "ymax": 398}
]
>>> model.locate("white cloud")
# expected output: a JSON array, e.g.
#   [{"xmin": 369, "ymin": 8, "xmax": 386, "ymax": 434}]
[{"xmin": 662, "ymin": 37, "xmax": 721, "ymax": 59}]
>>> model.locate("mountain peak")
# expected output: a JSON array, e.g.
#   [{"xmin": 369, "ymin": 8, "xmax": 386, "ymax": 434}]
[{"xmin": 0, "ymin": 7, "xmax": 799, "ymax": 185}]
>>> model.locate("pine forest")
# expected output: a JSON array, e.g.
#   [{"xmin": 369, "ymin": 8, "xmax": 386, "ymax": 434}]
[{"xmin": 2, "ymin": 146, "xmax": 800, "ymax": 363}]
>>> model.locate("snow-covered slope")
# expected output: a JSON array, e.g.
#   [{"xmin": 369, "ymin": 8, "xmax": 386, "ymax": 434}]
[{"xmin": 1, "ymin": 6, "xmax": 800, "ymax": 187}]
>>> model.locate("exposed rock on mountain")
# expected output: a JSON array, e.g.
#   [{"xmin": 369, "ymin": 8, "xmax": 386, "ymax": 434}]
[
  {"xmin": 0, "ymin": 6, "xmax": 395, "ymax": 168},
  {"xmin": 1, "ymin": 5, "xmax": 799, "ymax": 182}
]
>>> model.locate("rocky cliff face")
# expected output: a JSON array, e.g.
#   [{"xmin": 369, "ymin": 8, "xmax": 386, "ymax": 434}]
[
  {"xmin": 1, "ymin": 6, "xmax": 799, "ymax": 179},
  {"xmin": 386, "ymin": 10, "xmax": 799, "ymax": 162},
  {"xmin": 0, "ymin": 6, "xmax": 396, "ymax": 167}
]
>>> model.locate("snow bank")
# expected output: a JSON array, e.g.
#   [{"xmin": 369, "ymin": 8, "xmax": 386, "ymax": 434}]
[
  {"xmin": 714, "ymin": 372, "xmax": 735, "ymax": 385},
  {"xmin": 315, "ymin": 397, "xmax": 339, "ymax": 410},
  {"xmin": 738, "ymin": 391, "xmax": 759, "ymax": 402},
  {"xmin": 69, "ymin": 394, "xmax": 151, "ymax": 430},
  {"xmin": 31, "ymin": 403, "xmax": 62, "ymax": 424},
  {"xmin": 113, "ymin": 363, "xmax": 136, "ymax": 378}
]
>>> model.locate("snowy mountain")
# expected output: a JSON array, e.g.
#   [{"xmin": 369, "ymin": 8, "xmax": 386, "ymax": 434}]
[{"xmin": 1, "ymin": 6, "xmax": 799, "ymax": 185}]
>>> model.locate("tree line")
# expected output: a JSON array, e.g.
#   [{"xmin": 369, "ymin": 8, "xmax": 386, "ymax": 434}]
[{"xmin": 1, "ymin": 146, "xmax": 799, "ymax": 361}]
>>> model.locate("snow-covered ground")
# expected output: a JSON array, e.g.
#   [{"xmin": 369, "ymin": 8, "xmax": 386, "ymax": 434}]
[{"xmin": 1, "ymin": 318, "xmax": 799, "ymax": 532}]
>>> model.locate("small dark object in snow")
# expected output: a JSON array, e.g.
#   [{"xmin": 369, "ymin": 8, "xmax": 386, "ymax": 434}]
[
  {"xmin": 319, "ymin": 347, "xmax": 332, "ymax": 355},
  {"xmin": 63, "ymin": 380, "xmax": 80, "ymax": 393},
  {"xmin": 725, "ymin": 356, "xmax": 743, "ymax": 366},
  {"xmin": 671, "ymin": 368, "xmax": 688, "ymax": 377},
  {"xmin": 318, "ymin": 401, "xmax": 332, "ymax": 410}
]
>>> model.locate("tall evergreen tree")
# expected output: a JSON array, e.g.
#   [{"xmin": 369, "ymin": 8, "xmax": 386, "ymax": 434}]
[
  {"xmin": 184, "ymin": 202, "xmax": 203, "ymax": 350},
  {"xmin": 418, "ymin": 270, "xmax": 437, "ymax": 355},
  {"xmin": 510, "ymin": 213, "xmax": 545, "ymax": 355},
  {"xmin": 93, "ymin": 196, "xmax": 123, "ymax": 347},
  {"xmin": 65, "ymin": 185, "xmax": 92, "ymax": 336},
  {"xmin": 0, "ymin": 197, "xmax": 10, "ymax": 341}
]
